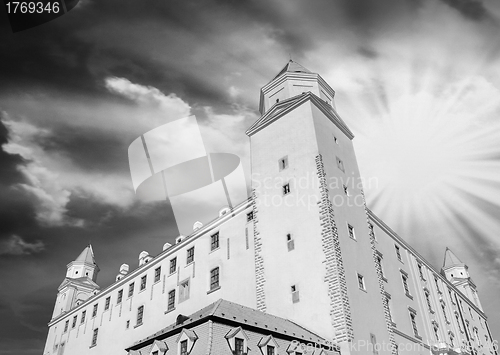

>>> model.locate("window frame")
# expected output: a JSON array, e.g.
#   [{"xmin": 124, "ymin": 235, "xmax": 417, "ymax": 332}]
[
  {"xmin": 140, "ymin": 275, "xmax": 147, "ymax": 291},
  {"xmin": 210, "ymin": 232, "xmax": 220, "ymax": 251},
  {"xmin": 169, "ymin": 257, "xmax": 177, "ymax": 275},
  {"xmin": 154, "ymin": 266, "xmax": 161, "ymax": 283},
  {"xmin": 167, "ymin": 289, "xmax": 176, "ymax": 311},
  {"xmin": 136, "ymin": 305, "xmax": 144, "ymax": 326},
  {"xmin": 210, "ymin": 267, "xmax": 220, "ymax": 291},
  {"xmin": 186, "ymin": 247, "xmax": 195, "ymax": 265}
]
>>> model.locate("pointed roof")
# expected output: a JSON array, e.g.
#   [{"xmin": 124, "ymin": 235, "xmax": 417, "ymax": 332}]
[
  {"xmin": 75, "ymin": 245, "xmax": 97, "ymax": 265},
  {"xmin": 442, "ymin": 247, "xmax": 464, "ymax": 269},
  {"xmin": 273, "ymin": 60, "xmax": 312, "ymax": 80}
]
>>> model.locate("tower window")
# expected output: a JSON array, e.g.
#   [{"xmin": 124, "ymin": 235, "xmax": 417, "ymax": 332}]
[
  {"xmin": 104, "ymin": 297, "xmax": 110, "ymax": 311},
  {"xmin": 368, "ymin": 223, "xmax": 375, "ymax": 239},
  {"xmin": 117, "ymin": 289, "xmax": 123, "ymax": 304},
  {"xmin": 91, "ymin": 328, "xmax": 98, "ymax": 347},
  {"xmin": 128, "ymin": 282, "xmax": 134, "ymax": 297},
  {"xmin": 140, "ymin": 275, "xmax": 147, "ymax": 291},
  {"xmin": 211, "ymin": 232, "xmax": 219, "ymax": 251},
  {"xmin": 92, "ymin": 304, "xmax": 98, "ymax": 318},
  {"xmin": 186, "ymin": 247, "xmax": 195, "ymax": 264},
  {"xmin": 409, "ymin": 311, "xmax": 419, "ymax": 337},
  {"xmin": 336, "ymin": 156, "xmax": 345, "ymax": 172},
  {"xmin": 291, "ymin": 285, "xmax": 300, "ymax": 303},
  {"xmin": 347, "ymin": 224, "xmax": 355, "ymax": 239},
  {"xmin": 81, "ymin": 311, "xmax": 86, "ymax": 324},
  {"xmin": 167, "ymin": 290, "xmax": 176, "ymax": 311},
  {"xmin": 395, "ymin": 245, "xmax": 402, "ymax": 261},
  {"xmin": 283, "ymin": 183, "xmax": 291, "ymax": 195},
  {"xmin": 279, "ymin": 156, "xmax": 288, "ymax": 171},
  {"xmin": 64, "ymin": 320, "xmax": 69, "ymax": 333},
  {"xmin": 357, "ymin": 273, "xmax": 365, "ymax": 290},
  {"xmin": 169, "ymin": 257, "xmax": 177, "ymax": 274},
  {"xmin": 154, "ymin": 267, "xmax": 161, "ymax": 283},
  {"xmin": 210, "ymin": 267, "xmax": 220, "ymax": 290},
  {"xmin": 179, "ymin": 279, "xmax": 190, "ymax": 302},
  {"xmin": 247, "ymin": 211, "xmax": 254, "ymax": 222},
  {"xmin": 136, "ymin": 305, "xmax": 144, "ymax": 326},
  {"xmin": 72, "ymin": 315, "xmax": 77, "ymax": 328},
  {"xmin": 286, "ymin": 233, "xmax": 294, "ymax": 251}
]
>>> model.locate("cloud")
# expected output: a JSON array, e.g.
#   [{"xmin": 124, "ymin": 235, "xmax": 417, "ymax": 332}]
[
  {"xmin": 438, "ymin": 0, "xmax": 490, "ymax": 21},
  {"xmin": 0, "ymin": 235, "xmax": 45, "ymax": 256}
]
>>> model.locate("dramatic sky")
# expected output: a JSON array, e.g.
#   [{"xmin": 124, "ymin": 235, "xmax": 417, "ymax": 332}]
[{"xmin": 1, "ymin": 0, "xmax": 500, "ymax": 353}]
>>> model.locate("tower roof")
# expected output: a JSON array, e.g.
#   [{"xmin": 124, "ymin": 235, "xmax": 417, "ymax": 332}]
[
  {"xmin": 442, "ymin": 247, "xmax": 464, "ymax": 269},
  {"xmin": 75, "ymin": 244, "xmax": 97, "ymax": 265},
  {"xmin": 273, "ymin": 60, "xmax": 312, "ymax": 80}
]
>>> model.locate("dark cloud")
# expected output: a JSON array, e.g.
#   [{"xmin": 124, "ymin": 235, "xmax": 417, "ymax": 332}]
[
  {"xmin": 0, "ymin": 118, "xmax": 25, "ymax": 186},
  {"xmin": 438, "ymin": 0, "xmax": 490, "ymax": 21},
  {"xmin": 358, "ymin": 46, "xmax": 379, "ymax": 59}
]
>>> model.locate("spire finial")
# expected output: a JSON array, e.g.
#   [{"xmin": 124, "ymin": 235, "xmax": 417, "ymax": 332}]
[{"xmin": 289, "ymin": 53, "xmax": 293, "ymax": 62}]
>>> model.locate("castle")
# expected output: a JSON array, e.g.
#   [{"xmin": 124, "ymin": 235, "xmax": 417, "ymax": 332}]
[{"xmin": 43, "ymin": 61, "xmax": 495, "ymax": 355}]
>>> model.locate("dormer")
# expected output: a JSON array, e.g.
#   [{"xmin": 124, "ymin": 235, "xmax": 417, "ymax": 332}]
[
  {"xmin": 176, "ymin": 328, "xmax": 198, "ymax": 355},
  {"xmin": 225, "ymin": 326, "xmax": 249, "ymax": 355},
  {"xmin": 259, "ymin": 60, "xmax": 335, "ymax": 115}
]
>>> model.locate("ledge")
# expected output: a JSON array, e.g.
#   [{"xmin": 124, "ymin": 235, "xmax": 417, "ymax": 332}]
[
  {"xmin": 405, "ymin": 293, "xmax": 414, "ymax": 300},
  {"xmin": 134, "ymin": 322, "xmax": 143, "ymax": 329},
  {"xmin": 164, "ymin": 307, "xmax": 176, "ymax": 314}
]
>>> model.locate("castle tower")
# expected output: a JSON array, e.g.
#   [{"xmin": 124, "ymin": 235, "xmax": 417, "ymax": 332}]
[
  {"xmin": 51, "ymin": 245, "xmax": 100, "ymax": 319},
  {"xmin": 441, "ymin": 247, "xmax": 482, "ymax": 311},
  {"xmin": 247, "ymin": 60, "xmax": 393, "ymax": 354}
]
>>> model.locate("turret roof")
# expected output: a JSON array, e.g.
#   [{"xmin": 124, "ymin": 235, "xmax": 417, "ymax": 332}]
[
  {"xmin": 442, "ymin": 247, "xmax": 464, "ymax": 269},
  {"xmin": 273, "ymin": 60, "xmax": 312, "ymax": 80},
  {"xmin": 75, "ymin": 244, "xmax": 97, "ymax": 265}
]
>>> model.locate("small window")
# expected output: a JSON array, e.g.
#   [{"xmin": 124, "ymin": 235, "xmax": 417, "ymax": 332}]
[
  {"xmin": 347, "ymin": 224, "xmax": 355, "ymax": 239},
  {"xmin": 283, "ymin": 183, "xmax": 291, "ymax": 195},
  {"xmin": 128, "ymin": 282, "xmax": 134, "ymax": 297},
  {"xmin": 137, "ymin": 305, "xmax": 144, "ymax": 325},
  {"xmin": 357, "ymin": 273, "xmax": 365, "ymax": 290},
  {"xmin": 91, "ymin": 328, "xmax": 98, "ymax": 347},
  {"xmin": 375, "ymin": 255, "xmax": 384, "ymax": 277},
  {"xmin": 334, "ymin": 136, "xmax": 338, "ymax": 144},
  {"xmin": 336, "ymin": 156, "xmax": 345, "ymax": 172},
  {"xmin": 72, "ymin": 315, "xmax": 77, "ymax": 328},
  {"xmin": 433, "ymin": 323, "xmax": 440, "ymax": 341},
  {"xmin": 395, "ymin": 245, "xmax": 402, "ymax": 261},
  {"xmin": 409, "ymin": 311, "xmax": 419, "ymax": 337},
  {"xmin": 210, "ymin": 267, "xmax": 220, "ymax": 290},
  {"xmin": 186, "ymin": 247, "xmax": 195, "ymax": 264},
  {"xmin": 401, "ymin": 274, "xmax": 411, "ymax": 296},
  {"xmin": 180, "ymin": 340, "xmax": 188, "ymax": 355},
  {"xmin": 179, "ymin": 279, "xmax": 190, "ymax": 302},
  {"xmin": 370, "ymin": 333, "xmax": 378, "ymax": 355},
  {"xmin": 441, "ymin": 302, "xmax": 448, "ymax": 323},
  {"xmin": 126, "ymin": 320, "xmax": 130, "ymax": 329},
  {"xmin": 384, "ymin": 296, "xmax": 392, "ymax": 322},
  {"xmin": 167, "ymin": 290, "xmax": 176, "ymax": 311},
  {"xmin": 368, "ymin": 223, "xmax": 375, "ymax": 239},
  {"xmin": 117, "ymin": 289, "xmax": 123, "ymax": 304},
  {"xmin": 64, "ymin": 320, "xmax": 69, "ymax": 333},
  {"xmin": 279, "ymin": 156, "xmax": 288, "ymax": 171},
  {"xmin": 92, "ymin": 304, "xmax": 98, "ymax": 318},
  {"xmin": 81, "ymin": 311, "xmax": 86, "ymax": 324},
  {"xmin": 291, "ymin": 285, "xmax": 300, "ymax": 303},
  {"xmin": 343, "ymin": 184, "xmax": 349, "ymax": 196},
  {"xmin": 286, "ymin": 233, "xmax": 294, "ymax": 251},
  {"xmin": 417, "ymin": 263, "xmax": 424, "ymax": 280},
  {"xmin": 140, "ymin": 275, "xmax": 147, "ymax": 291},
  {"xmin": 425, "ymin": 290, "xmax": 433, "ymax": 312},
  {"xmin": 247, "ymin": 211, "xmax": 254, "ymax": 222},
  {"xmin": 169, "ymin": 257, "xmax": 177, "ymax": 274},
  {"xmin": 235, "ymin": 338, "xmax": 244, "ymax": 355},
  {"xmin": 154, "ymin": 267, "xmax": 161, "ymax": 283},
  {"xmin": 104, "ymin": 297, "xmax": 110, "ymax": 310},
  {"xmin": 211, "ymin": 232, "xmax": 219, "ymax": 251},
  {"xmin": 434, "ymin": 276, "xmax": 441, "ymax": 293},
  {"xmin": 267, "ymin": 345, "xmax": 275, "ymax": 355}
]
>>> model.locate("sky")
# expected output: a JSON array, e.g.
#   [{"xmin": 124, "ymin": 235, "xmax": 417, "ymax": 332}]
[{"xmin": 1, "ymin": 0, "xmax": 500, "ymax": 353}]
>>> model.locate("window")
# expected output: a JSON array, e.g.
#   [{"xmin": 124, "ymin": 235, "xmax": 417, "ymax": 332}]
[
  {"xmin": 375, "ymin": 255, "xmax": 384, "ymax": 278},
  {"xmin": 137, "ymin": 305, "xmax": 144, "ymax": 325},
  {"xmin": 179, "ymin": 279, "xmax": 190, "ymax": 302},
  {"xmin": 343, "ymin": 184, "xmax": 349, "ymax": 196},
  {"xmin": 210, "ymin": 267, "xmax": 220, "ymax": 290},
  {"xmin": 425, "ymin": 290, "xmax": 433, "ymax": 312},
  {"xmin": 370, "ymin": 333, "xmax": 378, "ymax": 355},
  {"xmin": 433, "ymin": 323, "xmax": 440, "ymax": 341},
  {"xmin": 128, "ymin": 282, "xmax": 134, "ymax": 297},
  {"xmin": 72, "ymin": 315, "xmax": 77, "ymax": 328},
  {"xmin": 104, "ymin": 297, "xmax": 110, "ymax": 310},
  {"xmin": 211, "ymin": 232, "xmax": 219, "ymax": 251},
  {"xmin": 169, "ymin": 257, "xmax": 177, "ymax": 274},
  {"xmin": 267, "ymin": 345, "xmax": 275, "ymax": 355},
  {"xmin": 283, "ymin": 183, "xmax": 291, "ymax": 195},
  {"xmin": 395, "ymin": 245, "xmax": 402, "ymax": 261},
  {"xmin": 81, "ymin": 311, "xmax": 86, "ymax": 324},
  {"xmin": 348, "ymin": 224, "xmax": 355, "ymax": 239},
  {"xmin": 450, "ymin": 333, "xmax": 455, "ymax": 347},
  {"xmin": 357, "ymin": 273, "xmax": 366, "ymax": 290},
  {"xmin": 334, "ymin": 136, "xmax": 338, "ymax": 144},
  {"xmin": 126, "ymin": 320, "xmax": 130, "ymax": 329},
  {"xmin": 279, "ymin": 156, "xmax": 288, "ymax": 171},
  {"xmin": 401, "ymin": 273, "xmax": 411, "ymax": 297},
  {"xmin": 180, "ymin": 340, "xmax": 188, "ymax": 355},
  {"xmin": 64, "ymin": 320, "xmax": 69, "ymax": 333},
  {"xmin": 167, "ymin": 290, "xmax": 176, "ymax": 311},
  {"xmin": 384, "ymin": 296, "xmax": 393, "ymax": 322},
  {"xmin": 368, "ymin": 223, "xmax": 375, "ymax": 238},
  {"xmin": 140, "ymin": 275, "xmax": 147, "ymax": 291},
  {"xmin": 291, "ymin": 285, "xmax": 300, "ymax": 303},
  {"xmin": 434, "ymin": 277, "xmax": 441, "ymax": 293},
  {"xmin": 336, "ymin": 156, "xmax": 345, "ymax": 172},
  {"xmin": 91, "ymin": 328, "xmax": 98, "ymax": 347},
  {"xmin": 154, "ymin": 267, "xmax": 161, "ymax": 282},
  {"xmin": 153, "ymin": 351, "xmax": 158, "ymax": 355},
  {"xmin": 441, "ymin": 302, "xmax": 449, "ymax": 323},
  {"xmin": 409, "ymin": 311, "xmax": 419, "ymax": 337},
  {"xmin": 117, "ymin": 289, "xmax": 123, "ymax": 304},
  {"xmin": 235, "ymin": 338, "xmax": 244, "ymax": 355},
  {"xmin": 186, "ymin": 247, "xmax": 195, "ymax": 264},
  {"xmin": 455, "ymin": 312, "xmax": 463, "ymax": 333},
  {"xmin": 247, "ymin": 211, "xmax": 253, "ymax": 222},
  {"xmin": 417, "ymin": 263, "xmax": 425, "ymax": 280},
  {"xmin": 286, "ymin": 233, "xmax": 294, "ymax": 251},
  {"xmin": 92, "ymin": 304, "xmax": 98, "ymax": 318}
]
